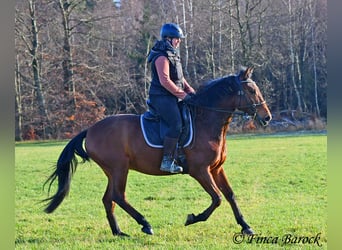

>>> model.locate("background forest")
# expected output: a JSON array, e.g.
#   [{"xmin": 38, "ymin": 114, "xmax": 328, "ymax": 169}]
[{"xmin": 15, "ymin": 0, "xmax": 327, "ymax": 140}]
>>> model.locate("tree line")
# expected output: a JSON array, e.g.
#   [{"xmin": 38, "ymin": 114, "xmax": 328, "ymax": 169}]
[{"xmin": 15, "ymin": 0, "xmax": 327, "ymax": 140}]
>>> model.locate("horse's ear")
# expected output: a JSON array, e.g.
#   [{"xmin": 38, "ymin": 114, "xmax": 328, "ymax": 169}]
[{"xmin": 244, "ymin": 67, "xmax": 254, "ymax": 79}]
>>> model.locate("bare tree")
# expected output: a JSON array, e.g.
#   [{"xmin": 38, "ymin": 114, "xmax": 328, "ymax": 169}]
[
  {"xmin": 283, "ymin": 0, "xmax": 303, "ymax": 112},
  {"xmin": 15, "ymin": 0, "xmax": 50, "ymax": 138},
  {"xmin": 57, "ymin": 0, "xmax": 76, "ymax": 109},
  {"xmin": 308, "ymin": 0, "xmax": 320, "ymax": 117},
  {"xmin": 14, "ymin": 0, "xmax": 327, "ymax": 140},
  {"xmin": 15, "ymin": 55, "xmax": 23, "ymax": 141}
]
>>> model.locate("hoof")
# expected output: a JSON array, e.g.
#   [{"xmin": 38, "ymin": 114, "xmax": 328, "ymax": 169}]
[
  {"xmin": 241, "ymin": 227, "xmax": 255, "ymax": 235},
  {"xmin": 142, "ymin": 226, "xmax": 154, "ymax": 235},
  {"xmin": 185, "ymin": 213, "xmax": 195, "ymax": 226}
]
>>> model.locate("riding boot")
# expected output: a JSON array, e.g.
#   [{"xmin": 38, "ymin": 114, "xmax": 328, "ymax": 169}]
[{"xmin": 160, "ymin": 137, "xmax": 183, "ymax": 173}]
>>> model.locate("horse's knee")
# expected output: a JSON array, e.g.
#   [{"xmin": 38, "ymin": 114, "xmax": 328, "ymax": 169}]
[{"xmin": 205, "ymin": 185, "xmax": 222, "ymax": 208}]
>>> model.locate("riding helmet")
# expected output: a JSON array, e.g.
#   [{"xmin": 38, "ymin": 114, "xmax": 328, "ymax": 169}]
[{"xmin": 160, "ymin": 23, "xmax": 185, "ymax": 39}]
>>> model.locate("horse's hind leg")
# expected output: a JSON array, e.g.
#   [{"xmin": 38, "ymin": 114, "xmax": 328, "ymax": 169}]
[
  {"xmin": 103, "ymin": 170, "xmax": 153, "ymax": 236},
  {"xmin": 110, "ymin": 166, "xmax": 154, "ymax": 235},
  {"xmin": 102, "ymin": 179, "xmax": 128, "ymax": 236},
  {"xmin": 212, "ymin": 167, "xmax": 254, "ymax": 235}
]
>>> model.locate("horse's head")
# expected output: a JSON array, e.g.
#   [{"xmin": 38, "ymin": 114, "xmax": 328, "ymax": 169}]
[
  {"xmin": 234, "ymin": 67, "xmax": 272, "ymax": 126},
  {"xmin": 189, "ymin": 68, "xmax": 272, "ymax": 126}
]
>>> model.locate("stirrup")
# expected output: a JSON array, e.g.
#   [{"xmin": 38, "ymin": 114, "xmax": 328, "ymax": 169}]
[
  {"xmin": 160, "ymin": 157, "xmax": 183, "ymax": 173},
  {"xmin": 169, "ymin": 161, "xmax": 183, "ymax": 173}
]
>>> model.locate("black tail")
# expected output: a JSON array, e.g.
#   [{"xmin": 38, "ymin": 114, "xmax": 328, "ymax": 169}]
[{"xmin": 43, "ymin": 130, "xmax": 89, "ymax": 213}]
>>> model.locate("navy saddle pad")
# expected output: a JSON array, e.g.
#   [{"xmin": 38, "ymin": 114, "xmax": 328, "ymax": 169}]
[{"xmin": 140, "ymin": 102, "xmax": 193, "ymax": 148}]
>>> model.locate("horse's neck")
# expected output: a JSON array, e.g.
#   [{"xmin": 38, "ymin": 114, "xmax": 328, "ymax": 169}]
[{"xmin": 195, "ymin": 109, "xmax": 233, "ymax": 141}]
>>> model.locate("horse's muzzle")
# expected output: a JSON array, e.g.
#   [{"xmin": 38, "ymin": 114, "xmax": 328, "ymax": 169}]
[{"xmin": 257, "ymin": 115, "xmax": 272, "ymax": 127}]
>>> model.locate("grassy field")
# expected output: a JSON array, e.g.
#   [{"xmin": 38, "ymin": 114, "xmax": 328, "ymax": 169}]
[{"xmin": 15, "ymin": 133, "xmax": 327, "ymax": 249}]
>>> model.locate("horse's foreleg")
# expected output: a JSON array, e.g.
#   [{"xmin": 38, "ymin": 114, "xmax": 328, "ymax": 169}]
[
  {"xmin": 185, "ymin": 169, "xmax": 222, "ymax": 226},
  {"xmin": 212, "ymin": 167, "xmax": 254, "ymax": 235}
]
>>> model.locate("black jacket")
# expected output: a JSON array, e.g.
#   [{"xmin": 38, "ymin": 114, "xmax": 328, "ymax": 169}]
[{"xmin": 147, "ymin": 40, "xmax": 184, "ymax": 96}]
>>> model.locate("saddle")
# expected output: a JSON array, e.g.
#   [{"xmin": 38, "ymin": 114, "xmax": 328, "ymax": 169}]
[{"xmin": 140, "ymin": 100, "xmax": 194, "ymax": 149}]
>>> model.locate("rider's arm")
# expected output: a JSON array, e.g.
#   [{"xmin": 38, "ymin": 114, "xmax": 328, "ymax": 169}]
[
  {"xmin": 183, "ymin": 78, "xmax": 195, "ymax": 94},
  {"xmin": 155, "ymin": 56, "xmax": 187, "ymax": 99}
]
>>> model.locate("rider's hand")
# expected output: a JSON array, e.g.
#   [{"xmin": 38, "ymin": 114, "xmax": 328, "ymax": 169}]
[{"xmin": 183, "ymin": 93, "xmax": 195, "ymax": 104}]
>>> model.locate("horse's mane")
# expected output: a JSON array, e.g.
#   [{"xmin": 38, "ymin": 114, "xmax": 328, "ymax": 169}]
[{"xmin": 192, "ymin": 75, "xmax": 239, "ymax": 107}]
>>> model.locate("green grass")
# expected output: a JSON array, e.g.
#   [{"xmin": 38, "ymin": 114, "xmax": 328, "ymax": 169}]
[{"xmin": 15, "ymin": 134, "xmax": 327, "ymax": 249}]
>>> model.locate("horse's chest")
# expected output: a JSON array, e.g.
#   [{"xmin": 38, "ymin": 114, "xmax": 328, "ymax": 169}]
[{"xmin": 208, "ymin": 140, "xmax": 227, "ymax": 165}]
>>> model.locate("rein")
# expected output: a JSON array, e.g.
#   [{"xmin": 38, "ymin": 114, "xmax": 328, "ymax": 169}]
[
  {"xmin": 185, "ymin": 78, "xmax": 267, "ymax": 149},
  {"xmin": 188, "ymin": 80, "xmax": 267, "ymax": 117},
  {"xmin": 193, "ymin": 100, "xmax": 267, "ymax": 115}
]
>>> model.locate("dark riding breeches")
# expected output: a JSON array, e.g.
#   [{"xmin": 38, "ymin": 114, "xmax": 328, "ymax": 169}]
[{"xmin": 148, "ymin": 95, "xmax": 182, "ymax": 139}]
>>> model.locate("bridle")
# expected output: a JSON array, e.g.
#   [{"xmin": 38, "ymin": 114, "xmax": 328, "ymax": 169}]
[
  {"xmin": 188, "ymin": 77, "xmax": 267, "ymax": 120},
  {"xmin": 236, "ymin": 79, "xmax": 267, "ymax": 120},
  {"xmin": 185, "ymin": 76, "xmax": 269, "ymax": 149}
]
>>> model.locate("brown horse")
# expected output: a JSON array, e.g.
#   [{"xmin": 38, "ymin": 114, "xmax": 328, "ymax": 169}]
[{"xmin": 43, "ymin": 67, "xmax": 272, "ymax": 236}]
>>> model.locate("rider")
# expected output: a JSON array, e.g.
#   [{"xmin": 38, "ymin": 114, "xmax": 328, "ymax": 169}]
[{"xmin": 147, "ymin": 23, "xmax": 195, "ymax": 173}]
